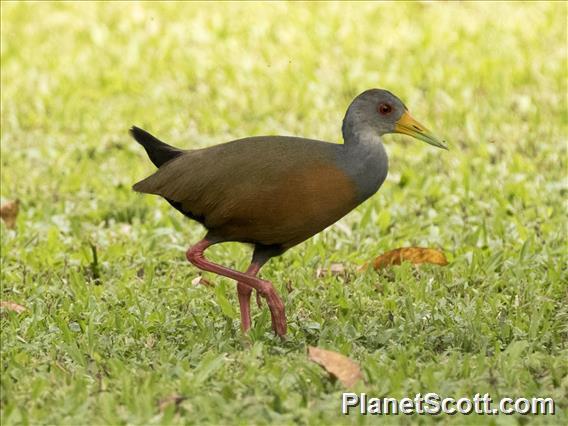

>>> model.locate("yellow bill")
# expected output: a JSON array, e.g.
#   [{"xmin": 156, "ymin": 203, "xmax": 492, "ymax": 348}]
[{"xmin": 394, "ymin": 111, "xmax": 448, "ymax": 150}]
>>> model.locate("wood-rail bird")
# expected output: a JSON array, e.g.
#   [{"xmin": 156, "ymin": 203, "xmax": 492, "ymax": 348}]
[{"xmin": 131, "ymin": 89, "xmax": 447, "ymax": 337}]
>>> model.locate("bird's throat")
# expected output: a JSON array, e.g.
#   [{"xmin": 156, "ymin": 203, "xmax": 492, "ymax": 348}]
[{"xmin": 338, "ymin": 131, "xmax": 389, "ymax": 203}]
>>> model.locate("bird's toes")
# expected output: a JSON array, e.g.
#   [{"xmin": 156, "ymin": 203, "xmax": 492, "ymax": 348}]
[
  {"xmin": 267, "ymin": 300, "xmax": 287, "ymax": 337},
  {"xmin": 275, "ymin": 318, "xmax": 287, "ymax": 337}
]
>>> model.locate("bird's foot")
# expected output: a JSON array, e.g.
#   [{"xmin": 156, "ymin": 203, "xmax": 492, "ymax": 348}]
[{"xmin": 259, "ymin": 281, "xmax": 287, "ymax": 337}]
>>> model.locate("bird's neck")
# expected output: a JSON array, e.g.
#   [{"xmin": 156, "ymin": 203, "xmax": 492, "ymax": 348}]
[{"xmin": 339, "ymin": 121, "xmax": 389, "ymax": 202}]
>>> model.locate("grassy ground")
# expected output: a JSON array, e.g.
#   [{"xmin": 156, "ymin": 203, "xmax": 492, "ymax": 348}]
[{"xmin": 1, "ymin": 2, "xmax": 566, "ymax": 425}]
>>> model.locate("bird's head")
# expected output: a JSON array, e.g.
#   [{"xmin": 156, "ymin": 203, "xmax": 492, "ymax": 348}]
[{"xmin": 343, "ymin": 89, "xmax": 448, "ymax": 150}]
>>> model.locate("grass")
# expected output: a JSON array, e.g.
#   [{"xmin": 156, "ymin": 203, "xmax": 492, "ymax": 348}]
[{"xmin": 1, "ymin": 2, "xmax": 566, "ymax": 425}]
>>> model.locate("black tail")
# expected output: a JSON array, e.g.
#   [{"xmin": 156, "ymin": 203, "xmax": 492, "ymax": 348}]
[{"xmin": 130, "ymin": 126, "xmax": 184, "ymax": 168}]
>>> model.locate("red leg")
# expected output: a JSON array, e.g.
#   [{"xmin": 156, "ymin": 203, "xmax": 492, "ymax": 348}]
[
  {"xmin": 237, "ymin": 261, "xmax": 263, "ymax": 333},
  {"xmin": 186, "ymin": 239, "xmax": 287, "ymax": 336}
]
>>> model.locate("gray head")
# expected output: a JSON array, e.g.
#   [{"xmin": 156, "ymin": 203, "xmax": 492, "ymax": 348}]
[{"xmin": 342, "ymin": 89, "xmax": 447, "ymax": 149}]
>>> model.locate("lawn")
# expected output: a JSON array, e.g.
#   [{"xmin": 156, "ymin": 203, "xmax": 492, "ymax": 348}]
[{"xmin": 1, "ymin": 2, "xmax": 566, "ymax": 425}]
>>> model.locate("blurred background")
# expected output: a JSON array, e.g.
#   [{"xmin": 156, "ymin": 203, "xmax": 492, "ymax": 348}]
[
  {"xmin": 1, "ymin": 2, "xmax": 566, "ymax": 424},
  {"xmin": 1, "ymin": 2, "xmax": 565, "ymax": 228}
]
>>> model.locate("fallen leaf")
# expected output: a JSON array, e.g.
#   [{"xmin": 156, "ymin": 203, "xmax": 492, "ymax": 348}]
[
  {"xmin": 158, "ymin": 394, "xmax": 186, "ymax": 413},
  {"xmin": 145, "ymin": 335, "xmax": 156, "ymax": 349},
  {"xmin": 191, "ymin": 276, "xmax": 213, "ymax": 287},
  {"xmin": 316, "ymin": 263, "xmax": 346, "ymax": 278},
  {"xmin": 0, "ymin": 199, "xmax": 19, "ymax": 229},
  {"xmin": 0, "ymin": 301, "xmax": 26, "ymax": 314},
  {"xmin": 308, "ymin": 346, "xmax": 362, "ymax": 387},
  {"xmin": 372, "ymin": 247, "xmax": 448, "ymax": 270}
]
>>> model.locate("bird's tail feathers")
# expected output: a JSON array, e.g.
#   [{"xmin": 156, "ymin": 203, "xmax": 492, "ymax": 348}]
[{"xmin": 130, "ymin": 126, "xmax": 184, "ymax": 168}]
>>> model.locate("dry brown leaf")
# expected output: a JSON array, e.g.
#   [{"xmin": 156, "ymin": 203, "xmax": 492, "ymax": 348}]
[
  {"xmin": 308, "ymin": 346, "xmax": 362, "ymax": 387},
  {"xmin": 316, "ymin": 263, "xmax": 346, "ymax": 278},
  {"xmin": 0, "ymin": 199, "xmax": 19, "ymax": 229},
  {"xmin": 158, "ymin": 394, "xmax": 186, "ymax": 413},
  {"xmin": 191, "ymin": 276, "xmax": 213, "ymax": 287},
  {"xmin": 372, "ymin": 247, "xmax": 448, "ymax": 270},
  {"xmin": 0, "ymin": 301, "xmax": 26, "ymax": 314}
]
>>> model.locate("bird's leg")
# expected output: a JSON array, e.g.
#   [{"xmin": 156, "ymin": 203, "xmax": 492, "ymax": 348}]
[
  {"xmin": 237, "ymin": 261, "xmax": 263, "ymax": 333},
  {"xmin": 186, "ymin": 239, "xmax": 287, "ymax": 336}
]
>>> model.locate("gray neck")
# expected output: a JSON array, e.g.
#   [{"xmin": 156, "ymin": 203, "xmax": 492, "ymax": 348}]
[{"xmin": 337, "ymin": 118, "xmax": 389, "ymax": 202}]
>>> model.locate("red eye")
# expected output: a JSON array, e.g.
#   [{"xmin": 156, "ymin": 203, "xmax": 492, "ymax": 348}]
[{"xmin": 378, "ymin": 103, "xmax": 392, "ymax": 115}]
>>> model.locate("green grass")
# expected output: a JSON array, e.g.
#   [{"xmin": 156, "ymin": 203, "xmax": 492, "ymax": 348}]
[{"xmin": 1, "ymin": 2, "xmax": 567, "ymax": 425}]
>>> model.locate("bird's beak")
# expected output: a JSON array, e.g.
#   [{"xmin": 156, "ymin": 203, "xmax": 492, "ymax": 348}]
[{"xmin": 394, "ymin": 111, "xmax": 448, "ymax": 150}]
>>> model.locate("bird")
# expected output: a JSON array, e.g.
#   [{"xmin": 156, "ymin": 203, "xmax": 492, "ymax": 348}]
[{"xmin": 131, "ymin": 89, "xmax": 447, "ymax": 337}]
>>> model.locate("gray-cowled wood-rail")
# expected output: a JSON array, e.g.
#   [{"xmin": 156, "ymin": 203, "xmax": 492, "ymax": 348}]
[{"xmin": 132, "ymin": 89, "xmax": 447, "ymax": 337}]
